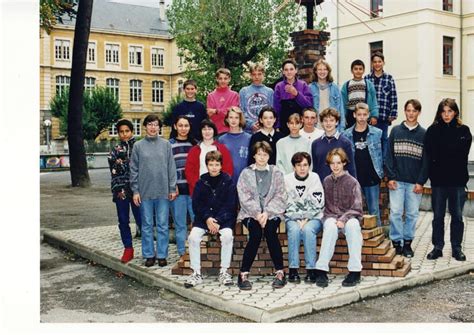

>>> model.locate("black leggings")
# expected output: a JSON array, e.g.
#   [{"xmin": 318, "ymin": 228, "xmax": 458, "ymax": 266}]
[{"xmin": 240, "ymin": 217, "xmax": 284, "ymax": 272}]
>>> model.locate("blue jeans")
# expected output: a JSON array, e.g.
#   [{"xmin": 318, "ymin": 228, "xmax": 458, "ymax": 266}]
[
  {"xmin": 375, "ymin": 119, "xmax": 389, "ymax": 161},
  {"xmin": 431, "ymin": 186, "xmax": 466, "ymax": 251},
  {"xmin": 140, "ymin": 198, "xmax": 170, "ymax": 259},
  {"xmin": 389, "ymin": 182, "xmax": 422, "ymax": 243},
  {"xmin": 170, "ymin": 195, "xmax": 194, "ymax": 256},
  {"xmin": 362, "ymin": 184, "xmax": 381, "ymax": 226},
  {"xmin": 115, "ymin": 198, "xmax": 142, "ymax": 248},
  {"xmin": 285, "ymin": 218, "xmax": 322, "ymax": 269}
]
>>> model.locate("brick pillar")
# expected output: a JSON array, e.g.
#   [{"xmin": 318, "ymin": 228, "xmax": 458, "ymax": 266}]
[{"xmin": 289, "ymin": 29, "xmax": 330, "ymax": 84}]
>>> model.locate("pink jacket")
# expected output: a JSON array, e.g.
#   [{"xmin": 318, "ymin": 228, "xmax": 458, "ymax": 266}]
[{"xmin": 206, "ymin": 87, "xmax": 240, "ymax": 134}]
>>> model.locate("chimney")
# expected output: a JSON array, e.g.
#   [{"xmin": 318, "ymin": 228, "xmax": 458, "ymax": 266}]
[{"xmin": 159, "ymin": 0, "xmax": 165, "ymax": 21}]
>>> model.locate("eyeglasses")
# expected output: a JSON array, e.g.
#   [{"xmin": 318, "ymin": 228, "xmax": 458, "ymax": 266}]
[{"xmin": 146, "ymin": 122, "xmax": 159, "ymax": 127}]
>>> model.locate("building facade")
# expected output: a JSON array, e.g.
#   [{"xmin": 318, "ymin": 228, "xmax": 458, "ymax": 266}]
[
  {"xmin": 40, "ymin": 0, "xmax": 185, "ymax": 144},
  {"xmin": 322, "ymin": 0, "xmax": 474, "ymax": 158}
]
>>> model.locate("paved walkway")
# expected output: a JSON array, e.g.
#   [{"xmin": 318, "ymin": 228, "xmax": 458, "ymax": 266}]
[{"xmin": 43, "ymin": 211, "xmax": 474, "ymax": 322}]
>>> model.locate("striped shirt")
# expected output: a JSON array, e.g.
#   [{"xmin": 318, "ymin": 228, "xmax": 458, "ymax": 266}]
[{"xmin": 169, "ymin": 138, "xmax": 195, "ymax": 195}]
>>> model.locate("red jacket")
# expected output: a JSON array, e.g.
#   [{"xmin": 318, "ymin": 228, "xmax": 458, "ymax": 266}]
[{"xmin": 185, "ymin": 141, "xmax": 234, "ymax": 196}]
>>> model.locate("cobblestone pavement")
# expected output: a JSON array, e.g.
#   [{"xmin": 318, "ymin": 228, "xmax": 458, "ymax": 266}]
[{"xmin": 43, "ymin": 210, "xmax": 474, "ymax": 322}]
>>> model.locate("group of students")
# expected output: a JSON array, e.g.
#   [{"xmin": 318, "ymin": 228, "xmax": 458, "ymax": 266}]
[{"xmin": 108, "ymin": 54, "xmax": 472, "ymax": 291}]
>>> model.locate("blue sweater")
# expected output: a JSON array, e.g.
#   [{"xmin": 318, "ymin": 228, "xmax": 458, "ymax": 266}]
[
  {"xmin": 311, "ymin": 132, "xmax": 356, "ymax": 181},
  {"xmin": 239, "ymin": 84, "xmax": 274, "ymax": 133},
  {"xmin": 218, "ymin": 131, "xmax": 252, "ymax": 184}
]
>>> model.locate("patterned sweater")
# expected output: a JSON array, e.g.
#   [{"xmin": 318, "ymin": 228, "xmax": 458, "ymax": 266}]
[
  {"xmin": 385, "ymin": 122, "xmax": 429, "ymax": 185},
  {"xmin": 237, "ymin": 164, "xmax": 287, "ymax": 221},
  {"xmin": 284, "ymin": 172, "xmax": 325, "ymax": 221},
  {"xmin": 108, "ymin": 137, "xmax": 136, "ymax": 202}
]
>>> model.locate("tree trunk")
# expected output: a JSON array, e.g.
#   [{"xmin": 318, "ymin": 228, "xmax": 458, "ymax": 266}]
[{"xmin": 67, "ymin": 0, "xmax": 94, "ymax": 187}]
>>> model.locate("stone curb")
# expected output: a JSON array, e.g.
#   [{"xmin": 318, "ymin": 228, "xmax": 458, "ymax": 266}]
[
  {"xmin": 43, "ymin": 230, "xmax": 265, "ymax": 322},
  {"xmin": 42, "ymin": 228, "xmax": 474, "ymax": 323}
]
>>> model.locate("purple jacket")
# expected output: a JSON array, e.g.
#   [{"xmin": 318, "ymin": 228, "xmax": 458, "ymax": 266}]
[{"xmin": 273, "ymin": 78, "xmax": 313, "ymax": 127}]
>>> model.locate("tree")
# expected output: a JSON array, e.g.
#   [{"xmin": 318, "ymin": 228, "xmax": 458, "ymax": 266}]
[
  {"xmin": 40, "ymin": 0, "xmax": 77, "ymax": 35},
  {"xmin": 50, "ymin": 87, "xmax": 123, "ymax": 140},
  {"xmin": 67, "ymin": 0, "xmax": 94, "ymax": 187},
  {"xmin": 167, "ymin": 0, "xmax": 302, "ymax": 98}
]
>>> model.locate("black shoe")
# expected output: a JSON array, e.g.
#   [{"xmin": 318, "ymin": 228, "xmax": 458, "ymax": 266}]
[
  {"xmin": 272, "ymin": 270, "xmax": 287, "ymax": 289},
  {"xmin": 427, "ymin": 248, "xmax": 443, "ymax": 260},
  {"xmin": 157, "ymin": 258, "xmax": 167, "ymax": 267},
  {"xmin": 314, "ymin": 269, "xmax": 329, "ymax": 288},
  {"xmin": 402, "ymin": 240, "xmax": 414, "ymax": 258},
  {"xmin": 392, "ymin": 240, "xmax": 403, "ymax": 255},
  {"xmin": 237, "ymin": 272, "xmax": 252, "ymax": 290},
  {"xmin": 135, "ymin": 226, "xmax": 141, "ymax": 239},
  {"xmin": 452, "ymin": 250, "xmax": 466, "ymax": 261},
  {"xmin": 342, "ymin": 271, "xmax": 361, "ymax": 287},
  {"xmin": 144, "ymin": 257, "xmax": 155, "ymax": 267},
  {"xmin": 288, "ymin": 268, "xmax": 301, "ymax": 283},
  {"xmin": 304, "ymin": 269, "xmax": 317, "ymax": 284}
]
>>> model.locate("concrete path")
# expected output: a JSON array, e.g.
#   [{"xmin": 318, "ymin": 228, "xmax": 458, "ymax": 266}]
[{"xmin": 43, "ymin": 211, "xmax": 474, "ymax": 322}]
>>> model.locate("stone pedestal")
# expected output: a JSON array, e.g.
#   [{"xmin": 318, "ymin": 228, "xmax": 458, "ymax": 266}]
[{"xmin": 289, "ymin": 29, "xmax": 330, "ymax": 83}]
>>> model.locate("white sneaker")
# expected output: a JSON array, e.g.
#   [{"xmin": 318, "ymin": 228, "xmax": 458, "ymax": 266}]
[
  {"xmin": 218, "ymin": 271, "xmax": 233, "ymax": 286},
  {"xmin": 184, "ymin": 272, "xmax": 203, "ymax": 288}
]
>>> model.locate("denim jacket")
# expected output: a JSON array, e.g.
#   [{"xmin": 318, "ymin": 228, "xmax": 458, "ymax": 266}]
[
  {"xmin": 309, "ymin": 82, "xmax": 345, "ymax": 132},
  {"xmin": 343, "ymin": 125, "xmax": 384, "ymax": 179}
]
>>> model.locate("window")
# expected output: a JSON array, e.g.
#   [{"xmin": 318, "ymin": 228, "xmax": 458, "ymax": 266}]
[
  {"xmin": 129, "ymin": 46, "xmax": 142, "ymax": 66},
  {"xmin": 443, "ymin": 36, "xmax": 454, "ymax": 75},
  {"xmin": 55, "ymin": 75, "xmax": 70, "ymax": 96},
  {"xmin": 55, "ymin": 39, "xmax": 70, "ymax": 60},
  {"xmin": 105, "ymin": 43, "xmax": 120, "ymax": 64},
  {"xmin": 177, "ymin": 80, "xmax": 184, "ymax": 96},
  {"xmin": 87, "ymin": 42, "xmax": 96, "ymax": 62},
  {"xmin": 106, "ymin": 78, "xmax": 120, "ymax": 101},
  {"xmin": 84, "ymin": 77, "xmax": 96, "ymax": 96},
  {"xmin": 370, "ymin": 0, "xmax": 383, "ymax": 18},
  {"xmin": 130, "ymin": 80, "xmax": 142, "ymax": 102},
  {"xmin": 370, "ymin": 40, "xmax": 383, "ymax": 58},
  {"xmin": 152, "ymin": 80, "xmax": 164, "ymax": 103},
  {"xmin": 109, "ymin": 124, "xmax": 118, "ymax": 137},
  {"xmin": 151, "ymin": 48, "xmax": 164, "ymax": 67},
  {"xmin": 443, "ymin": 0, "xmax": 453, "ymax": 12},
  {"xmin": 132, "ymin": 118, "xmax": 141, "ymax": 136}
]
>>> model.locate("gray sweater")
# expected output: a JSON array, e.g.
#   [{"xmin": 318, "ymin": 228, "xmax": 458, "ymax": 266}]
[{"xmin": 130, "ymin": 136, "xmax": 177, "ymax": 201}]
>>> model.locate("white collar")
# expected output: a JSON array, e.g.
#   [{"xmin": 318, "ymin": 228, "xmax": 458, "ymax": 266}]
[{"xmin": 251, "ymin": 163, "xmax": 270, "ymax": 171}]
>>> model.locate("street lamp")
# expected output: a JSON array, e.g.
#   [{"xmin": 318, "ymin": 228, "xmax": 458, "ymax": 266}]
[{"xmin": 43, "ymin": 119, "xmax": 52, "ymax": 153}]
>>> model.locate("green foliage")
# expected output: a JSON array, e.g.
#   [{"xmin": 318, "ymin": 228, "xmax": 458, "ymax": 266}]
[
  {"xmin": 50, "ymin": 86, "xmax": 123, "ymax": 141},
  {"xmin": 167, "ymin": 0, "xmax": 301, "ymax": 95},
  {"xmin": 40, "ymin": 0, "xmax": 77, "ymax": 35},
  {"xmin": 162, "ymin": 94, "xmax": 183, "ymax": 127}
]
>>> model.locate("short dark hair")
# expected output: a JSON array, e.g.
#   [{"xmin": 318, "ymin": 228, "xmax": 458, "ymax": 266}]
[
  {"xmin": 281, "ymin": 59, "xmax": 298, "ymax": 70},
  {"xmin": 143, "ymin": 114, "xmax": 162, "ymax": 127},
  {"xmin": 116, "ymin": 119, "xmax": 133, "ymax": 132},
  {"xmin": 404, "ymin": 99, "xmax": 422, "ymax": 112},
  {"xmin": 291, "ymin": 152, "xmax": 312, "ymax": 167},
  {"xmin": 351, "ymin": 59, "xmax": 365, "ymax": 70},
  {"xmin": 183, "ymin": 79, "xmax": 197, "ymax": 89},
  {"xmin": 200, "ymin": 118, "xmax": 218, "ymax": 137},
  {"xmin": 258, "ymin": 106, "xmax": 277, "ymax": 127},
  {"xmin": 205, "ymin": 150, "xmax": 223, "ymax": 165},
  {"xmin": 371, "ymin": 51, "xmax": 385, "ymax": 62},
  {"xmin": 251, "ymin": 141, "xmax": 273, "ymax": 157}
]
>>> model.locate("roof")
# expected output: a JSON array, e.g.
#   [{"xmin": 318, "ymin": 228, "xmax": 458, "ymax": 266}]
[{"xmin": 60, "ymin": 0, "xmax": 170, "ymax": 37}]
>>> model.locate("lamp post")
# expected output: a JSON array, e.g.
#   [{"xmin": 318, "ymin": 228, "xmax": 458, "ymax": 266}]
[{"xmin": 43, "ymin": 119, "xmax": 52, "ymax": 153}]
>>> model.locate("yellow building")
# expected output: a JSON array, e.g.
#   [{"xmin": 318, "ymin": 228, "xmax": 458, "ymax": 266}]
[{"xmin": 40, "ymin": 0, "xmax": 185, "ymax": 144}]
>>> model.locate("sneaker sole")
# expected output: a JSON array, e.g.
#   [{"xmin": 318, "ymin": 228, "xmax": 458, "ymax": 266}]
[
  {"xmin": 184, "ymin": 283, "xmax": 195, "ymax": 288},
  {"xmin": 315, "ymin": 281, "xmax": 328, "ymax": 288},
  {"xmin": 238, "ymin": 285, "xmax": 252, "ymax": 291},
  {"xmin": 342, "ymin": 280, "xmax": 360, "ymax": 287}
]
